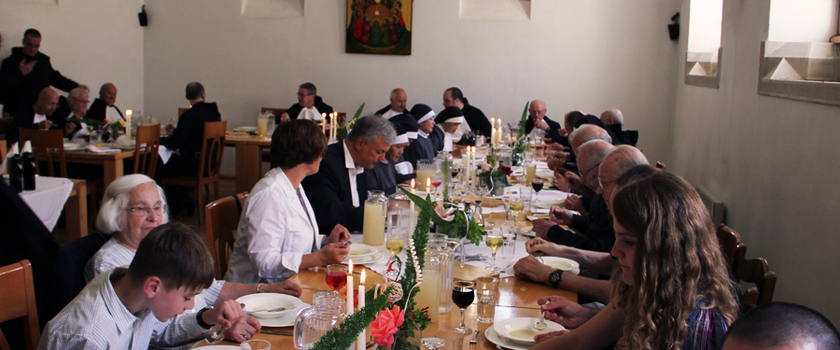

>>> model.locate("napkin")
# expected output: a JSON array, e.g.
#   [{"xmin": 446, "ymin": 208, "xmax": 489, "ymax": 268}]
[
  {"xmin": 394, "ymin": 161, "xmax": 414, "ymax": 175},
  {"xmin": 86, "ymin": 145, "xmax": 120, "ymax": 153},
  {"xmin": 158, "ymin": 145, "xmax": 174, "ymax": 165},
  {"xmin": 114, "ymin": 135, "xmax": 135, "ymax": 147}
]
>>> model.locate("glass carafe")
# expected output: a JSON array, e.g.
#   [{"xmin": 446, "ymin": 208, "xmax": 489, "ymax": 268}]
[
  {"xmin": 428, "ymin": 233, "xmax": 465, "ymax": 314},
  {"xmin": 258, "ymin": 112, "xmax": 270, "ymax": 137},
  {"xmin": 294, "ymin": 291, "xmax": 345, "ymax": 349},
  {"xmin": 414, "ymin": 249, "xmax": 441, "ymax": 322},
  {"xmin": 363, "ymin": 190, "xmax": 387, "ymax": 246}
]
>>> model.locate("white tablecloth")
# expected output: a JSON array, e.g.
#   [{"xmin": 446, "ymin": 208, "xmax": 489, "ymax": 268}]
[{"xmin": 19, "ymin": 176, "xmax": 74, "ymax": 231}]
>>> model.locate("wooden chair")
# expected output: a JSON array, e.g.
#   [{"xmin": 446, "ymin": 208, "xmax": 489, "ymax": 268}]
[
  {"xmin": 18, "ymin": 129, "xmax": 66, "ymax": 177},
  {"xmin": 715, "ymin": 224, "xmax": 747, "ymax": 269},
  {"xmin": 205, "ymin": 192, "xmax": 248, "ymax": 279},
  {"xmin": 132, "ymin": 124, "xmax": 161, "ymax": 177},
  {"xmin": 178, "ymin": 107, "xmax": 189, "ymax": 118},
  {"xmin": 733, "ymin": 255, "xmax": 777, "ymax": 312},
  {"xmin": 0, "ymin": 260, "xmax": 40, "ymax": 350},
  {"xmin": 161, "ymin": 120, "xmax": 227, "ymax": 224},
  {"xmin": 0, "ymin": 117, "xmax": 13, "ymax": 139}
]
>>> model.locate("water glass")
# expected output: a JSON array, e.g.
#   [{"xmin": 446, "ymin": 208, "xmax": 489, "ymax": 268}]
[
  {"xmin": 476, "ymin": 276, "xmax": 500, "ymax": 323},
  {"xmin": 90, "ymin": 130, "xmax": 102, "ymax": 144},
  {"xmin": 496, "ymin": 221, "xmax": 517, "ymax": 270},
  {"xmin": 241, "ymin": 339, "xmax": 271, "ymax": 350},
  {"xmin": 520, "ymin": 188, "xmax": 533, "ymax": 212}
]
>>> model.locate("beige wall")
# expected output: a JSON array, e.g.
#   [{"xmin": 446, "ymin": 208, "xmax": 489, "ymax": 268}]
[
  {"xmin": 673, "ymin": 0, "xmax": 840, "ymax": 324},
  {"xmin": 141, "ymin": 0, "xmax": 679, "ymax": 174},
  {"xmin": 0, "ymin": 0, "xmax": 145, "ymax": 114}
]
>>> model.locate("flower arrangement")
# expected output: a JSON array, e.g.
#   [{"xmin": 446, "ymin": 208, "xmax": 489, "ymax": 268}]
[
  {"xmin": 511, "ymin": 101, "xmax": 530, "ymax": 165},
  {"xmin": 337, "ymin": 103, "xmax": 366, "ymax": 140},
  {"xmin": 477, "ymin": 162, "xmax": 512, "ymax": 196}
]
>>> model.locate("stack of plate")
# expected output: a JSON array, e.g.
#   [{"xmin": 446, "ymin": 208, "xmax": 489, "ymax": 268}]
[
  {"xmin": 485, "ymin": 317, "xmax": 566, "ymax": 349},
  {"xmin": 341, "ymin": 243, "xmax": 386, "ymax": 264}
]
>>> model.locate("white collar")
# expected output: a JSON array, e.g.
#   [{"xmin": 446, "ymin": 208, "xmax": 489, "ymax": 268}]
[
  {"xmin": 342, "ymin": 141, "xmax": 364, "ymax": 174},
  {"xmin": 418, "ymin": 130, "xmax": 429, "ymax": 138}
]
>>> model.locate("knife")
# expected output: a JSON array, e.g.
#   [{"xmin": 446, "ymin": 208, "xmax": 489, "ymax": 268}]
[{"xmin": 260, "ymin": 330, "xmax": 293, "ymax": 336}]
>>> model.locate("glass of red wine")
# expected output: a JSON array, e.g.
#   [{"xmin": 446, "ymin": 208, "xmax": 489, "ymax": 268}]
[
  {"xmin": 532, "ymin": 178, "xmax": 544, "ymax": 201},
  {"xmin": 452, "ymin": 281, "xmax": 475, "ymax": 334},
  {"xmin": 325, "ymin": 264, "xmax": 348, "ymax": 296}
]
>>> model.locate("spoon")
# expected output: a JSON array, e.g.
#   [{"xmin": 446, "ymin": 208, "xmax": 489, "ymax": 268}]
[
  {"xmin": 533, "ymin": 311, "xmax": 547, "ymax": 331},
  {"xmin": 205, "ymin": 325, "xmax": 225, "ymax": 344},
  {"xmin": 239, "ymin": 303, "xmax": 287, "ymax": 315}
]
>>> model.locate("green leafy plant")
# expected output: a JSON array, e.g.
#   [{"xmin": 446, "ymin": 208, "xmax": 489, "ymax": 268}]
[
  {"xmin": 312, "ymin": 285, "xmax": 395, "ymax": 350},
  {"xmin": 337, "ymin": 103, "xmax": 366, "ymax": 140}
]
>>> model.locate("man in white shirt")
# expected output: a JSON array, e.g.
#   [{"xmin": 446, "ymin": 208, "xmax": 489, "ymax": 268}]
[
  {"xmin": 375, "ymin": 88, "xmax": 408, "ymax": 119},
  {"xmin": 302, "ymin": 115, "xmax": 396, "ymax": 233},
  {"xmin": 40, "ymin": 222, "xmax": 246, "ymax": 350}
]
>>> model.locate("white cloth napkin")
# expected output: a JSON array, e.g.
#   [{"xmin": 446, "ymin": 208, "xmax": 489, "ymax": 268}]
[
  {"xmin": 114, "ymin": 135, "xmax": 135, "ymax": 147},
  {"xmin": 395, "ymin": 161, "xmax": 414, "ymax": 175},
  {"xmin": 85, "ymin": 145, "xmax": 120, "ymax": 153},
  {"xmin": 158, "ymin": 145, "xmax": 174, "ymax": 165},
  {"xmin": 298, "ymin": 107, "xmax": 322, "ymax": 121}
]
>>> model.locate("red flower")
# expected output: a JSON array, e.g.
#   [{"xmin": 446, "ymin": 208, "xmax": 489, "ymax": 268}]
[
  {"xmin": 370, "ymin": 305, "xmax": 405, "ymax": 349},
  {"xmin": 499, "ymin": 165, "xmax": 512, "ymax": 176}
]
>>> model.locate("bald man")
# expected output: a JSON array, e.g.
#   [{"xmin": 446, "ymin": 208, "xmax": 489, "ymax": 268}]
[
  {"xmin": 6, "ymin": 87, "xmax": 59, "ymax": 143},
  {"xmin": 600, "ymin": 108, "xmax": 635, "ymax": 145},
  {"xmin": 376, "ymin": 88, "xmax": 408, "ymax": 119},
  {"xmin": 722, "ymin": 302, "xmax": 840, "ymax": 350},
  {"xmin": 525, "ymin": 99, "xmax": 567, "ymax": 144},
  {"xmin": 87, "ymin": 83, "xmax": 124, "ymax": 123}
]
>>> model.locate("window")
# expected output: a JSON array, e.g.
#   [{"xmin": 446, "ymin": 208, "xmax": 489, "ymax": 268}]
[{"xmin": 684, "ymin": 0, "xmax": 724, "ymax": 88}]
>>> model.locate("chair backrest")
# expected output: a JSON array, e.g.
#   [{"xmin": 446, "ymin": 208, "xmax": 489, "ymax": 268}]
[
  {"xmin": 205, "ymin": 192, "xmax": 248, "ymax": 279},
  {"xmin": 261, "ymin": 107, "xmax": 287, "ymax": 117},
  {"xmin": 715, "ymin": 224, "xmax": 747, "ymax": 269},
  {"xmin": 44, "ymin": 232, "xmax": 111, "ymax": 323},
  {"xmin": 733, "ymin": 256, "xmax": 777, "ymax": 312},
  {"xmin": 177, "ymin": 107, "xmax": 189, "ymax": 118},
  {"xmin": 0, "ymin": 117, "xmax": 13, "ymax": 138},
  {"xmin": 0, "ymin": 260, "xmax": 40, "ymax": 350},
  {"xmin": 133, "ymin": 124, "xmax": 161, "ymax": 177},
  {"xmin": 18, "ymin": 129, "xmax": 66, "ymax": 177},
  {"xmin": 196, "ymin": 120, "xmax": 227, "ymax": 181}
]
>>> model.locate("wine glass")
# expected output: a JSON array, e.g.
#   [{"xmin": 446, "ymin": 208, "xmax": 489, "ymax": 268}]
[
  {"xmin": 485, "ymin": 232, "xmax": 504, "ymax": 271},
  {"xmin": 532, "ymin": 178, "xmax": 544, "ymax": 201},
  {"xmin": 503, "ymin": 197, "xmax": 512, "ymax": 221},
  {"xmin": 384, "ymin": 228, "xmax": 406, "ymax": 280},
  {"xmin": 420, "ymin": 338, "xmax": 445, "ymax": 350},
  {"xmin": 452, "ymin": 281, "xmax": 475, "ymax": 334},
  {"xmin": 509, "ymin": 199, "xmax": 524, "ymax": 219},
  {"xmin": 431, "ymin": 169, "xmax": 443, "ymax": 199},
  {"xmin": 325, "ymin": 264, "xmax": 348, "ymax": 296}
]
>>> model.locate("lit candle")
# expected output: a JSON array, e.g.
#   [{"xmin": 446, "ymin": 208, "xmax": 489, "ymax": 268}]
[
  {"xmin": 322, "ymin": 113, "xmax": 327, "ymax": 134},
  {"xmin": 125, "ymin": 109, "xmax": 132, "ymax": 138},
  {"xmin": 426, "ymin": 177, "xmax": 431, "ymax": 194},
  {"xmin": 410, "ymin": 179, "xmax": 416, "ymax": 235},
  {"xmin": 356, "ymin": 270, "xmax": 366, "ymax": 350},
  {"xmin": 346, "ymin": 260, "xmax": 354, "ymax": 317}
]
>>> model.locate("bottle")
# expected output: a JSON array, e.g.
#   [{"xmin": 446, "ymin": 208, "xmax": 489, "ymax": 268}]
[
  {"xmin": 8, "ymin": 142, "xmax": 23, "ymax": 193},
  {"xmin": 21, "ymin": 141, "xmax": 36, "ymax": 191},
  {"xmin": 474, "ymin": 200, "xmax": 486, "ymax": 231},
  {"xmin": 464, "ymin": 201, "xmax": 472, "ymax": 222}
]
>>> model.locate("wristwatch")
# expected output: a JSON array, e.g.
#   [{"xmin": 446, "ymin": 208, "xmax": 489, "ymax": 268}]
[
  {"xmin": 196, "ymin": 306, "xmax": 214, "ymax": 329},
  {"xmin": 548, "ymin": 269, "xmax": 564, "ymax": 288}
]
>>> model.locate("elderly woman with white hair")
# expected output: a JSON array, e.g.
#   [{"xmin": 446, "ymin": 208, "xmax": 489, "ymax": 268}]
[{"xmin": 85, "ymin": 174, "xmax": 302, "ymax": 342}]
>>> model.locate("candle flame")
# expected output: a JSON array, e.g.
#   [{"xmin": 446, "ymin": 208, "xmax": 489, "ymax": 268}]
[
  {"xmin": 410, "ymin": 178, "xmax": 416, "ymax": 189},
  {"xmin": 126, "ymin": 109, "xmax": 132, "ymax": 116},
  {"xmin": 348, "ymin": 259, "xmax": 353, "ymax": 272},
  {"xmin": 426, "ymin": 178, "xmax": 431, "ymax": 187},
  {"xmin": 360, "ymin": 269, "xmax": 366, "ymax": 284}
]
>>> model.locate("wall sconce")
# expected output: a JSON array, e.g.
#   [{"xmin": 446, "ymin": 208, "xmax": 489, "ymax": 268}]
[
  {"xmin": 668, "ymin": 12, "xmax": 680, "ymax": 41},
  {"xmin": 138, "ymin": 5, "xmax": 148, "ymax": 27}
]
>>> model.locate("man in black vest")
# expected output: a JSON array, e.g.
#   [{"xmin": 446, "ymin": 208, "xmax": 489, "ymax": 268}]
[
  {"xmin": 278, "ymin": 82, "xmax": 333, "ymax": 123},
  {"xmin": 86, "ymin": 83, "xmax": 124, "ymax": 123},
  {"xmin": 442, "ymin": 87, "xmax": 491, "ymax": 138}
]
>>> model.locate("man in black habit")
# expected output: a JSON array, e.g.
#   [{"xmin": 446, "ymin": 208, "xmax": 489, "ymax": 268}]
[
  {"xmin": 86, "ymin": 83, "xmax": 124, "ymax": 123},
  {"xmin": 0, "ymin": 29, "xmax": 86, "ymax": 118},
  {"xmin": 375, "ymin": 88, "xmax": 408, "ymax": 119},
  {"xmin": 278, "ymin": 82, "xmax": 334, "ymax": 123},
  {"xmin": 525, "ymin": 99, "xmax": 567, "ymax": 144},
  {"xmin": 158, "ymin": 82, "xmax": 222, "ymax": 216},
  {"xmin": 303, "ymin": 115, "xmax": 395, "ymax": 233},
  {"xmin": 442, "ymin": 87, "xmax": 491, "ymax": 137},
  {"xmin": 404, "ymin": 103, "xmax": 436, "ymax": 168}
]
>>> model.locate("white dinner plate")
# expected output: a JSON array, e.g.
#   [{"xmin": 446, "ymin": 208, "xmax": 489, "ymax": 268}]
[
  {"xmin": 536, "ymin": 169, "xmax": 554, "ymax": 180},
  {"xmin": 63, "ymin": 142, "xmax": 84, "ymax": 150},
  {"xmin": 483, "ymin": 326, "xmax": 529, "ymax": 350},
  {"xmin": 507, "ymin": 256, "xmax": 580, "ymax": 276},
  {"xmin": 342, "ymin": 251, "xmax": 387, "ymax": 265},
  {"xmin": 233, "ymin": 126, "xmax": 258, "ymax": 132},
  {"xmin": 494, "ymin": 317, "xmax": 565, "ymax": 345},
  {"xmin": 533, "ymin": 199, "xmax": 565, "ymax": 209},
  {"xmin": 346, "ymin": 243, "xmax": 378, "ymax": 258},
  {"xmin": 192, "ymin": 346, "xmax": 239, "ymax": 350},
  {"xmin": 235, "ymin": 293, "xmax": 302, "ymax": 319},
  {"xmin": 519, "ymin": 226, "xmax": 536, "ymax": 238},
  {"xmin": 250, "ymin": 301, "xmax": 310, "ymax": 327}
]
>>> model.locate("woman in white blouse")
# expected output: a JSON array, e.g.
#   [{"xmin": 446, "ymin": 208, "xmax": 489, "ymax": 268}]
[{"xmin": 226, "ymin": 119, "xmax": 351, "ymax": 283}]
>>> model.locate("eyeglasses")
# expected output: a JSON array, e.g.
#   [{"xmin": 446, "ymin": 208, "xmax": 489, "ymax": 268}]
[
  {"xmin": 579, "ymin": 161, "xmax": 601, "ymax": 178},
  {"xmin": 598, "ymin": 176, "xmax": 615, "ymax": 190},
  {"xmin": 125, "ymin": 205, "xmax": 166, "ymax": 217},
  {"xmin": 297, "ymin": 93, "xmax": 314, "ymax": 97}
]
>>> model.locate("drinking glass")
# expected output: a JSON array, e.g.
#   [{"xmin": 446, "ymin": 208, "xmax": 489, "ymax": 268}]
[
  {"xmin": 476, "ymin": 276, "xmax": 500, "ymax": 323},
  {"xmin": 497, "ymin": 221, "xmax": 518, "ymax": 271},
  {"xmin": 509, "ymin": 198, "xmax": 525, "ymax": 219},
  {"xmin": 385, "ymin": 227, "xmax": 406, "ymax": 280},
  {"xmin": 240, "ymin": 339, "xmax": 271, "ymax": 350},
  {"xmin": 420, "ymin": 338, "xmax": 445, "ymax": 350},
  {"xmin": 485, "ymin": 230, "xmax": 504, "ymax": 271},
  {"xmin": 324, "ymin": 264, "xmax": 347, "ymax": 296},
  {"xmin": 502, "ymin": 197, "xmax": 512, "ymax": 221},
  {"xmin": 452, "ymin": 281, "xmax": 475, "ymax": 334},
  {"xmin": 532, "ymin": 178, "xmax": 544, "ymax": 201},
  {"xmin": 431, "ymin": 169, "xmax": 443, "ymax": 199}
]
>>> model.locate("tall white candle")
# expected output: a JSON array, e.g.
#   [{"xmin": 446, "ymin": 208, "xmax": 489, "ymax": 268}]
[
  {"xmin": 356, "ymin": 270, "xmax": 366, "ymax": 350},
  {"xmin": 322, "ymin": 113, "xmax": 327, "ymax": 134},
  {"xmin": 125, "ymin": 109, "xmax": 132, "ymax": 138},
  {"xmin": 346, "ymin": 260, "xmax": 354, "ymax": 317},
  {"xmin": 410, "ymin": 179, "xmax": 416, "ymax": 235}
]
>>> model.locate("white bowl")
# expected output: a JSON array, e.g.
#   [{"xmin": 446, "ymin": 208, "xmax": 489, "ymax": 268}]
[
  {"xmin": 494, "ymin": 317, "xmax": 565, "ymax": 344},
  {"xmin": 236, "ymin": 293, "xmax": 302, "ymax": 319},
  {"xmin": 539, "ymin": 256, "xmax": 581, "ymax": 275}
]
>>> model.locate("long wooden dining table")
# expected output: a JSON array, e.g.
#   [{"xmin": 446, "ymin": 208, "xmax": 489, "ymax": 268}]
[
  {"xmin": 52, "ymin": 148, "xmax": 135, "ymax": 189},
  {"xmin": 224, "ymin": 133, "xmax": 270, "ymax": 193},
  {"xmin": 197, "ymin": 263, "xmax": 576, "ymax": 349}
]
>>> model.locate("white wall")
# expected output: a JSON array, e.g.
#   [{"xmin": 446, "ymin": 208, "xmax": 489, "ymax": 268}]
[
  {"xmin": 687, "ymin": 0, "xmax": 723, "ymax": 52},
  {"xmin": 0, "ymin": 0, "xmax": 145, "ymax": 113},
  {"xmin": 142, "ymin": 0, "xmax": 681, "ymax": 176},
  {"xmin": 673, "ymin": 0, "xmax": 840, "ymax": 325}
]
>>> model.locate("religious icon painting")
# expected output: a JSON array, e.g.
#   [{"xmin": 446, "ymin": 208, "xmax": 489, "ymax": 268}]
[{"xmin": 346, "ymin": 0, "xmax": 412, "ymax": 55}]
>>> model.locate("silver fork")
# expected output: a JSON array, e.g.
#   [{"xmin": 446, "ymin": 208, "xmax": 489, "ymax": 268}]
[{"xmin": 470, "ymin": 329, "xmax": 479, "ymax": 345}]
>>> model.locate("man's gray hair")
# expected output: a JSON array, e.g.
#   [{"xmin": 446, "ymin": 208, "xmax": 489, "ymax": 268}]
[
  {"xmin": 96, "ymin": 174, "xmax": 168, "ymax": 233},
  {"xmin": 570, "ymin": 124, "xmax": 612, "ymax": 153},
  {"xmin": 300, "ymin": 82, "xmax": 317, "ymax": 95},
  {"xmin": 605, "ymin": 145, "xmax": 649, "ymax": 179},
  {"xmin": 347, "ymin": 115, "xmax": 396, "ymax": 144},
  {"xmin": 390, "ymin": 88, "xmax": 405, "ymax": 99},
  {"xmin": 68, "ymin": 87, "xmax": 89, "ymax": 99},
  {"xmin": 577, "ymin": 140, "xmax": 613, "ymax": 172}
]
